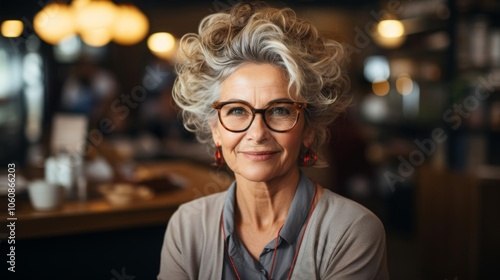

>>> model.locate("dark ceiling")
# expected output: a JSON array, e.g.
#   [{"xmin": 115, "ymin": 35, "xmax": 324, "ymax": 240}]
[
  {"xmin": 0, "ymin": 0, "xmax": 376, "ymax": 20},
  {"xmin": 0, "ymin": 0, "xmax": 378, "ymax": 42}
]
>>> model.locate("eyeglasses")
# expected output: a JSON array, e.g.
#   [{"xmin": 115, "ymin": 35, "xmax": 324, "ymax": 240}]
[{"xmin": 212, "ymin": 100, "xmax": 307, "ymax": 132}]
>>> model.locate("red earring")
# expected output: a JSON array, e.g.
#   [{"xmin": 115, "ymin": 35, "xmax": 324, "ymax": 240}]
[
  {"xmin": 213, "ymin": 144, "xmax": 224, "ymax": 167},
  {"xmin": 302, "ymin": 145, "xmax": 317, "ymax": 167}
]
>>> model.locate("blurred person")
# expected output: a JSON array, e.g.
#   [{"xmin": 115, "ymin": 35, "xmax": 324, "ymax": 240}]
[
  {"xmin": 158, "ymin": 2, "xmax": 388, "ymax": 279},
  {"xmin": 136, "ymin": 59, "xmax": 187, "ymax": 141},
  {"xmin": 59, "ymin": 58, "xmax": 118, "ymax": 126}
]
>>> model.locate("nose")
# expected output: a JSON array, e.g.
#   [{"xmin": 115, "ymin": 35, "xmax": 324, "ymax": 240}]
[{"xmin": 246, "ymin": 113, "xmax": 270, "ymax": 143}]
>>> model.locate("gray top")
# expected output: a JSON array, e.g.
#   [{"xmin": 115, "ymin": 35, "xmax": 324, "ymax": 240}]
[
  {"xmin": 222, "ymin": 174, "xmax": 316, "ymax": 280},
  {"xmin": 158, "ymin": 178, "xmax": 389, "ymax": 280}
]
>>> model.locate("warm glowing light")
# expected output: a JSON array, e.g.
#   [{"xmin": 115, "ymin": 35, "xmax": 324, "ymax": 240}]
[
  {"xmin": 33, "ymin": 0, "xmax": 148, "ymax": 46},
  {"xmin": 75, "ymin": 0, "xmax": 117, "ymax": 39},
  {"xmin": 71, "ymin": 0, "xmax": 92, "ymax": 11},
  {"xmin": 148, "ymin": 32, "xmax": 177, "ymax": 60},
  {"xmin": 372, "ymin": 19, "xmax": 405, "ymax": 48},
  {"xmin": 1, "ymin": 20, "xmax": 24, "ymax": 38},
  {"xmin": 148, "ymin": 32, "xmax": 175, "ymax": 52},
  {"xmin": 372, "ymin": 35, "xmax": 405, "ymax": 49},
  {"xmin": 112, "ymin": 4, "xmax": 149, "ymax": 45},
  {"xmin": 80, "ymin": 29, "xmax": 112, "ymax": 47},
  {"xmin": 372, "ymin": 80, "xmax": 390, "ymax": 96},
  {"xmin": 378, "ymin": 20, "xmax": 405, "ymax": 38},
  {"xmin": 396, "ymin": 74, "xmax": 413, "ymax": 95},
  {"xmin": 33, "ymin": 3, "xmax": 75, "ymax": 44}
]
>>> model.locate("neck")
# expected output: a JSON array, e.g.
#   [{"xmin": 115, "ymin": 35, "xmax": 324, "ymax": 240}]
[{"xmin": 234, "ymin": 168, "xmax": 301, "ymax": 231}]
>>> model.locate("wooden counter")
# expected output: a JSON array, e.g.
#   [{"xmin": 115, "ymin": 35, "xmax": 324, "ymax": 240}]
[{"xmin": 1, "ymin": 161, "xmax": 233, "ymax": 239}]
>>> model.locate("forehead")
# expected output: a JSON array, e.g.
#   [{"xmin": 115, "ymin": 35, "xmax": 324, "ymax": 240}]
[{"xmin": 219, "ymin": 63, "xmax": 291, "ymax": 103}]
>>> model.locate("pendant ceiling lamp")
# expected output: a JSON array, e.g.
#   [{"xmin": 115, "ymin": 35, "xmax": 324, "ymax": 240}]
[{"xmin": 33, "ymin": 0, "xmax": 149, "ymax": 47}]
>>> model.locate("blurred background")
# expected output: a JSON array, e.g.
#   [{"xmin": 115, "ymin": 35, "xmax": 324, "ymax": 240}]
[{"xmin": 0, "ymin": 0, "xmax": 499, "ymax": 279}]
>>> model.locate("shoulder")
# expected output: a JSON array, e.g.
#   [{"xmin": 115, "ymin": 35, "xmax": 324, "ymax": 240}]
[
  {"xmin": 159, "ymin": 191, "xmax": 227, "ymax": 280},
  {"xmin": 177, "ymin": 191, "xmax": 227, "ymax": 212},
  {"xmin": 169, "ymin": 191, "xmax": 227, "ymax": 227},
  {"xmin": 164, "ymin": 191, "xmax": 227, "ymax": 260},
  {"xmin": 303, "ymin": 188, "xmax": 387, "ymax": 262},
  {"xmin": 315, "ymin": 189, "xmax": 384, "ymax": 233},
  {"xmin": 298, "ymin": 189, "xmax": 388, "ymax": 279},
  {"xmin": 317, "ymin": 190, "xmax": 388, "ymax": 279}
]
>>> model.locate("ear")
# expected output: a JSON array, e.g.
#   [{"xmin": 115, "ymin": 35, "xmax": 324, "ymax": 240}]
[
  {"xmin": 302, "ymin": 126, "xmax": 315, "ymax": 147},
  {"xmin": 211, "ymin": 120, "xmax": 221, "ymax": 146}
]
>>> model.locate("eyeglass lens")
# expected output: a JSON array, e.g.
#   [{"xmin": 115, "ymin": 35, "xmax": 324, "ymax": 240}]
[{"xmin": 218, "ymin": 102, "xmax": 300, "ymax": 132}]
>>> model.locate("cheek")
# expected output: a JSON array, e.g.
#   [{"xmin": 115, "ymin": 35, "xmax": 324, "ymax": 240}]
[
  {"xmin": 216, "ymin": 126, "xmax": 242, "ymax": 150},
  {"xmin": 289, "ymin": 120, "xmax": 308, "ymax": 144},
  {"xmin": 276, "ymin": 133, "xmax": 303, "ymax": 154},
  {"xmin": 286, "ymin": 138, "xmax": 304, "ymax": 157},
  {"xmin": 283, "ymin": 128, "xmax": 308, "ymax": 158}
]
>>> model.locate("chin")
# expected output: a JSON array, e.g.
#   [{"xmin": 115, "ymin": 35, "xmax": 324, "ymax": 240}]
[{"xmin": 233, "ymin": 163, "xmax": 296, "ymax": 183}]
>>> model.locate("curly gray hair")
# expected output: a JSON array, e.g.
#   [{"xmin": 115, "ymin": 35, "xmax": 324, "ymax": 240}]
[{"xmin": 173, "ymin": 2, "xmax": 350, "ymax": 162}]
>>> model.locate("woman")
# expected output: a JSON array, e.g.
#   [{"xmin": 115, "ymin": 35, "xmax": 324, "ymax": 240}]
[{"xmin": 158, "ymin": 3, "xmax": 388, "ymax": 279}]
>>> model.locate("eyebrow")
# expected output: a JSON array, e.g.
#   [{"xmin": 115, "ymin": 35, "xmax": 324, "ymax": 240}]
[{"xmin": 219, "ymin": 98, "xmax": 295, "ymax": 105}]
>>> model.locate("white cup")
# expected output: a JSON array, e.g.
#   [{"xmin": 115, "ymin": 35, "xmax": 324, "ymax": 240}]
[{"xmin": 28, "ymin": 180, "xmax": 65, "ymax": 211}]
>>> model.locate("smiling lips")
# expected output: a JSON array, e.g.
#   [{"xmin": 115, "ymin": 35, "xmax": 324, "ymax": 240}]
[{"xmin": 240, "ymin": 151, "xmax": 279, "ymax": 161}]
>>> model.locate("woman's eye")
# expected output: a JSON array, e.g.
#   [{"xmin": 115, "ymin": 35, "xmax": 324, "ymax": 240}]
[
  {"xmin": 227, "ymin": 107, "xmax": 248, "ymax": 116},
  {"xmin": 269, "ymin": 106, "xmax": 290, "ymax": 116}
]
